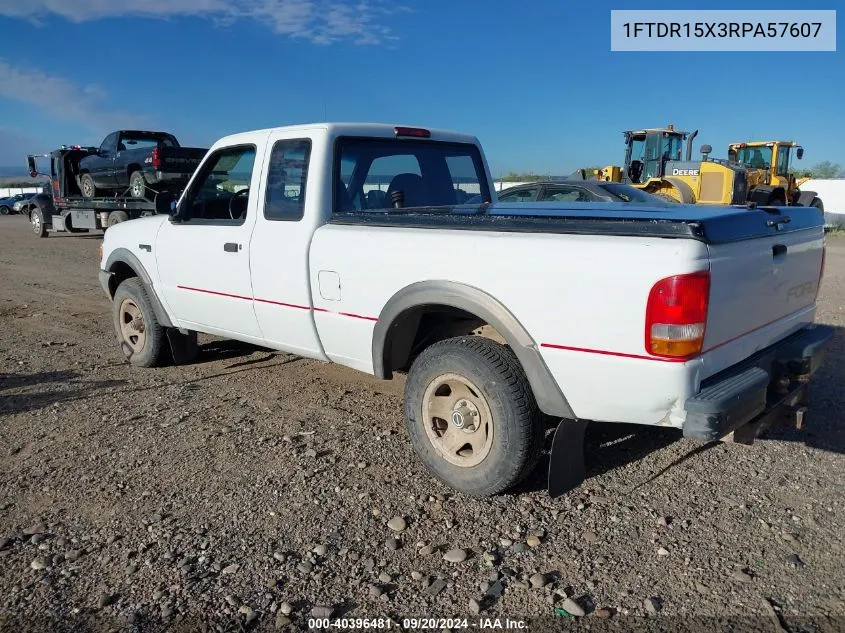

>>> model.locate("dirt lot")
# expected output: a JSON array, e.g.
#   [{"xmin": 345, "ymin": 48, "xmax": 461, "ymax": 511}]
[{"xmin": 1, "ymin": 216, "xmax": 844, "ymax": 632}]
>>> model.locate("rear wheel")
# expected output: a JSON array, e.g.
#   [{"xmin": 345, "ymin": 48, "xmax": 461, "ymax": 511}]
[
  {"xmin": 0, "ymin": 205, "xmax": 9, "ymax": 215},
  {"xmin": 811, "ymin": 197, "xmax": 824, "ymax": 212},
  {"xmin": 129, "ymin": 171, "xmax": 146, "ymax": 199},
  {"xmin": 79, "ymin": 173, "xmax": 97, "ymax": 198},
  {"xmin": 112, "ymin": 278, "xmax": 166, "ymax": 368},
  {"xmin": 403, "ymin": 336, "xmax": 544, "ymax": 497},
  {"xmin": 31, "ymin": 208, "xmax": 47, "ymax": 237}
]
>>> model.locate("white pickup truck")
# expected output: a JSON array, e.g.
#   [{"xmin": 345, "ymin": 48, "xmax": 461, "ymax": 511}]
[{"xmin": 98, "ymin": 123, "xmax": 832, "ymax": 498}]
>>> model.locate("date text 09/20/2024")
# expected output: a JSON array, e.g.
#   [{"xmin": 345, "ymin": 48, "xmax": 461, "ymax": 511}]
[{"xmin": 307, "ymin": 618, "xmax": 527, "ymax": 629}]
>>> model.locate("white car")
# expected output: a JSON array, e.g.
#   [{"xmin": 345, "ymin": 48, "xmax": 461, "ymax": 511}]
[{"xmin": 98, "ymin": 123, "xmax": 832, "ymax": 497}]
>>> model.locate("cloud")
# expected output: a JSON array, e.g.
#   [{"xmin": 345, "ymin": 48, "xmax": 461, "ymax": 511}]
[
  {"xmin": 0, "ymin": 59, "xmax": 151, "ymax": 133},
  {"xmin": 0, "ymin": 0, "xmax": 402, "ymax": 45}
]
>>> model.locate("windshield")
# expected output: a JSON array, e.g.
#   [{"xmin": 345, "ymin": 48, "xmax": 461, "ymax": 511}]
[{"xmin": 735, "ymin": 146, "xmax": 772, "ymax": 169}]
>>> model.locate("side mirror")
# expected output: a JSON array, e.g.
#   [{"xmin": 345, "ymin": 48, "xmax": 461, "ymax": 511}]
[
  {"xmin": 154, "ymin": 191, "xmax": 176, "ymax": 216},
  {"xmin": 796, "ymin": 147, "xmax": 804, "ymax": 160},
  {"xmin": 27, "ymin": 156, "xmax": 37, "ymax": 177}
]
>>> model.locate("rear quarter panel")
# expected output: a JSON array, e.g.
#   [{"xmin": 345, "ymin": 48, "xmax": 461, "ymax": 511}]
[{"xmin": 308, "ymin": 225, "xmax": 710, "ymax": 425}]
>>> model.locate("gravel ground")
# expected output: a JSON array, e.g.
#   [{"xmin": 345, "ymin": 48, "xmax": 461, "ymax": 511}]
[{"xmin": 1, "ymin": 216, "xmax": 844, "ymax": 632}]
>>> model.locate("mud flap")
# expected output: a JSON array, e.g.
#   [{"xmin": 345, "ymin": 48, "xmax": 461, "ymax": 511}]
[
  {"xmin": 166, "ymin": 329, "xmax": 198, "ymax": 365},
  {"xmin": 547, "ymin": 418, "xmax": 588, "ymax": 498}
]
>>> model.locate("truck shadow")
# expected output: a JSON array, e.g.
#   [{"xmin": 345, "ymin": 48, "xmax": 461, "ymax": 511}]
[
  {"xmin": 0, "ymin": 375, "xmax": 127, "ymax": 417},
  {"xmin": 515, "ymin": 323, "xmax": 845, "ymax": 495},
  {"xmin": 0, "ymin": 370, "xmax": 79, "ymax": 392},
  {"xmin": 193, "ymin": 339, "xmax": 277, "ymax": 365}
]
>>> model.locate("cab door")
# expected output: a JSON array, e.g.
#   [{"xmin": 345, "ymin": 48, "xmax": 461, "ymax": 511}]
[
  {"xmin": 154, "ymin": 138, "xmax": 266, "ymax": 342},
  {"xmin": 249, "ymin": 130, "xmax": 327, "ymax": 359}
]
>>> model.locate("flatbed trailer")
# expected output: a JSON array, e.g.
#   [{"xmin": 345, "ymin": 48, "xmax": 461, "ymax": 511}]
[{"xmin": 24, "ymin": 147, "xmax": 164, "ymax": 238}]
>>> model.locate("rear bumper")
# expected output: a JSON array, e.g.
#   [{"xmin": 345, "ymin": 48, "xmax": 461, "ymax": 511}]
[{"xmin": 683, "ymin": 324, "xmax": 833, "ymax": 441}]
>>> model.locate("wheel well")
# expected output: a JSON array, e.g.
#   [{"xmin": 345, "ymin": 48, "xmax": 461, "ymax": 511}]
[
  {"xmin": 107, "ymin": 261, "xmax": 139, "ymax": 297},
  {"xmin": 127, "ymin": 164, "xmax": 142, "ymax": 177},
  {"xmin": 381, "ymin": 304, "xmax": 506, "ymax": 375}
]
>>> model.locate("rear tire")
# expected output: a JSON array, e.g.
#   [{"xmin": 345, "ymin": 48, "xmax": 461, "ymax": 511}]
[
  {"xmin": 403, "ymin": 336, "xmax": 544, "ymax": 497},
  {"xmin": 0, "ymin": 205, "xmax": 9, "ymax": 215},
  {"xmin": 79, "ymin": 173, "xmax": 97, "ymax": 198},
  {"xmin": 31, "ymin": 208, "xmax": 47, "ymax": 237},
  {"xmin": 108, "ymin": 210, "xmax": 130, "ymax": 227},
  {"xmin": 811, "ymin": 197, "xmax": 824, "ymax": 212},
  {"xmin": 112, "ymin": 278, "xmax": 166, "ymax": 368},
  {"xmin": 129, "ymin": 171, "xmax": 147, "ymax": 199}
]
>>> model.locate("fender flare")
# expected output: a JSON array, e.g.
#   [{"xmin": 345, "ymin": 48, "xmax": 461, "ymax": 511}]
[
  {"xmin": 796, "ymin": 190, "xmax": 818, "ymax": 207},
  {"xmin": 748, "ymin": 185, "xmax": 787, "ymax": 205},
  {"xmin": 29, "ymin": 194, "xmax": 55, "ymax": 221},
  {"xmin": 372, "ymin": 280, "xmax": 575, "ymax": 419},
  {"xmin": 103, "ymin": 247, "xmax": 173, "ymax": 328}
]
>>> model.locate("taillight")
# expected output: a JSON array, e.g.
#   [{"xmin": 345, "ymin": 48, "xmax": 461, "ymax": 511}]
[
  {"xmin": 645, "ymin": 271, "xmax": 710, "ymax": 359},
  {"xmin": 151, "ymin": 147, "xmax": 161, "ymax": 168}
]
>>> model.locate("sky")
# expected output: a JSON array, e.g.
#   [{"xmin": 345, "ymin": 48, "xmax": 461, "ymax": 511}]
[{"xmin": 0, "ymin": 0, "xmax": 842, "ymax": 177}]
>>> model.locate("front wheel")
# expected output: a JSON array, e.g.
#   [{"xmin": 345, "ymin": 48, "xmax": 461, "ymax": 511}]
[
  {"xmin": 31, "ymin": 208, "xmax": 47, "ymax": 237},
  {"xmin": 403, "ymin": 336, "xmax": 544, "ymax": 497},
  {"xmin": 112, "ymin": 278, "xmax": 166, "ymax": 367}
]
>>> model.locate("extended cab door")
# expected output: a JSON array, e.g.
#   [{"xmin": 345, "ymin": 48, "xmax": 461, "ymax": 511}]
[
  {"xmin": 154, "ymin": 139, "xmax": 264, "ymax": 341},
  {"xmin": 91, "ymin": 132, "xmax": 119, "ymax": 187},
  {"xmin": 249, "ymin": 131, "xmax": 327, "ymax": 359}
]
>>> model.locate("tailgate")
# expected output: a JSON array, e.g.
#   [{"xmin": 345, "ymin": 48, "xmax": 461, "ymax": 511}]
[
  {"xmin": 158, "ymin": 147, "xmax": 207, "ymax": 172},
  {"xmin": 703, "ymin": 222, "xmax": 824, "ymax": 368}
]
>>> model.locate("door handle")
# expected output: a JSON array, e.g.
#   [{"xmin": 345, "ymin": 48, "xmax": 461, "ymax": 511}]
[
  {"xmin": 772, "ymin": 244, "xmax": 787, "ymax": 257},
  {"xmin": 223, "ymin": 242, "xmax": 240, "ymax": 253}
]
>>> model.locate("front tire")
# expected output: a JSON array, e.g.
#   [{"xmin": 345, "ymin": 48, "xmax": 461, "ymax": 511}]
[
  {"xmin": 403, "ymin": 336, "xmax": 544, "ymax": 497},
  {"xmin": 129, "ymin": 171, "xmax": 147, "ymax": 199},
  {"xmin": 112, "ymin": 278, "xmax": 166, "ymax": 368},
  {"xmin": 31, "ymin": 208, "xmax": 47, "ymax": 237}
]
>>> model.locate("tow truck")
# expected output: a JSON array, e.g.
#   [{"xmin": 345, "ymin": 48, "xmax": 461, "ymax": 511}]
[{"xmin": 23, "ymin": 145, "xmax": 187, "ymax": 237}]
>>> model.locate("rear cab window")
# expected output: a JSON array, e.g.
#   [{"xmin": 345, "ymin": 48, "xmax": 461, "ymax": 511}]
[{"xmin": 332, "ymin": 138, "xmax": 490, "ymax": 213}]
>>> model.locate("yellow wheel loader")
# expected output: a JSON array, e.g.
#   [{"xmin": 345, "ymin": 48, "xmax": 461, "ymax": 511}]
[
  {"xmin": 727, "ymin": 140, "xmax": 823, "ymax": 211},
  {"xmin": 594, "ymin": 126, "xmax": 821, "ymax": 209},
  {"xmin": 594, "ymin": 125, "xmax": 750, "ymax": 205}
]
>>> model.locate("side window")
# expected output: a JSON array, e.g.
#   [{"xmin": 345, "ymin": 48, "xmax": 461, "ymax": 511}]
[
  {"xmin": 180, "ymin": 144, "xmax": 256, "ymax": 224},
  {"xmin": 498, "ymin": 187, "xmax": 537, "ymax": 202},
  {"xmin": 540, "ymin": 186, "xmax": 598, "ymax": 202},
  {"xmin": 264, "ymin": 139, "xmax": 312, "ymax": 221},
  {"xmin": 100, "ymin": 133, "xmax": 117, "ymax": 154}
]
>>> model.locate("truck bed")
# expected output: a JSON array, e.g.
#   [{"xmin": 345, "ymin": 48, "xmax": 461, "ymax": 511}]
[{"xmin": 328, "ymin": 200, "xmax": 823, "ymax": 244}]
